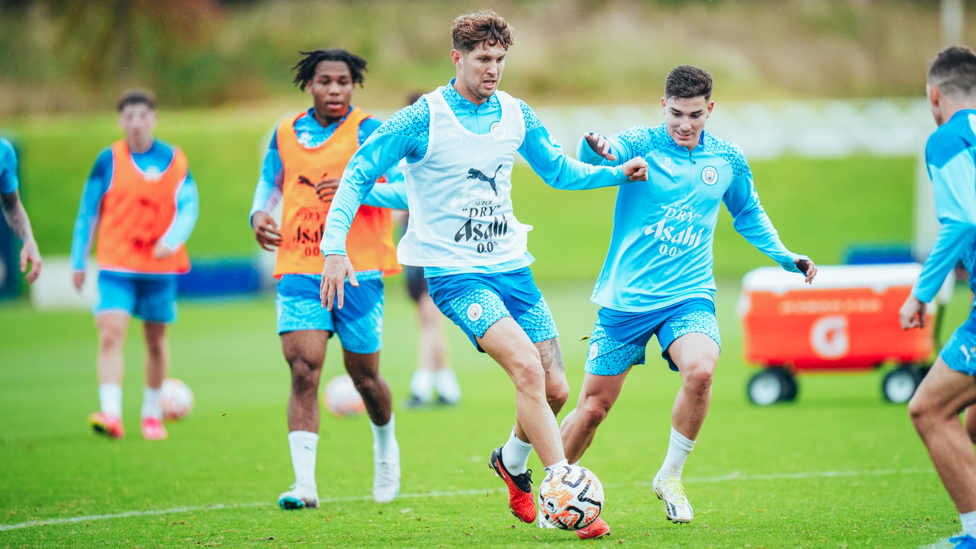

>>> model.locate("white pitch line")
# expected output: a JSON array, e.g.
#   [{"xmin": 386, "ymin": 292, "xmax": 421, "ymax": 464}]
[{"xmin": 0, "ymin": 467, "xmax": 937, "ymax": 532}]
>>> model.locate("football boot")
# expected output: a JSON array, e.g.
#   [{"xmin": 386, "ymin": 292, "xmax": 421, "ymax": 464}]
[
  {"xmin": 278, "ymin": 484, "xmax": 319, "ymax": 510},
  {"xmin": 140, "ymin": 416, "xmax": 168, "ymax": 440},
  {"xmin": 952, "ymin": 535, "xmax": 976, "ymax": 549},
  {"xmin": 489, "ymin": 447, "xmax": 537, "ymax": 523},
  {"xmin": 89, "ymin": 412, "xmax": 124, "ymax": 440},
  {"xmin": 653, "ymin": 474, "xmax": 693, "ymax": 523},
  {"xmin": 576, "ymin": 516, "xmax": 611, "ymax": 539},
  {"xmin": 373, "ymin": 441, "xmax": 401, "ymax": 503}
]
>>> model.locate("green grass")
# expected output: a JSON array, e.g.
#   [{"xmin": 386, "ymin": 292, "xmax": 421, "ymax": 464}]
[
  {"xmin": 2, "ymin": 108, "xmax": 913, "ymax": 281},
  {"xmin": 0, "ymin": 279, "xmax": 971, "ymax": 547}
]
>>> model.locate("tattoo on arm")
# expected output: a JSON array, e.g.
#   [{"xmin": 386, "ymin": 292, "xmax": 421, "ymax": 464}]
[
  {"xmin": 0, "ymin": 192, "xmax": 33, "ymax": 243},
  {"xmin": 536, "ymin": 337, "xmax": 565, "ymax": 381}
]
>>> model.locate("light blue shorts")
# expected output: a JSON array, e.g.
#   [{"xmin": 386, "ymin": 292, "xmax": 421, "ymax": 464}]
[
  {"xmin": 584, "ymin": 299, "xmax": 721, "ymax": 376},
  {"xmin": 939, "ymin": 324, "xmax": 976, "ymax": 377},
  {"xmin": 275, "ymin": 274, "xmax": 384, "ymax": 355},
  {"xmin": 94, "ymin": 271, "xmax": 178, "ymax": 323},
  {"xmin": 427, "ymin": 268, "xmax": 558, "ymax": 352}
]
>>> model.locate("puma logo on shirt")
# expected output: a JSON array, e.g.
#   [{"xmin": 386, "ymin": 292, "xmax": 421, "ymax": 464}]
[{"xmin": 467, "ymin": 165, "xmax": 503, "ymax": 195}]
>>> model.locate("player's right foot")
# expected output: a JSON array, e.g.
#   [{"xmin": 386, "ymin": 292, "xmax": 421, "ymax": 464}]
[
  {"xmin": 373, "ymin": 444, "xmax": 401, "ymax": 503},
  {"xmin": 575, "ymin": 516, "xmax": 611, "ymax": 539},
  {"xmin": 489, "ymin": 447, "xmax": 537, "ymax": 523},
  {"xmin": 278, "ymin": 484, "xmax": 319, "ymax": 510},
  {"xmin": 89, "ymin": 412, "xmax": 124, "ymax": 440},
  {"xmin": 951, "ymin": 535, "xmax": 976, "ymax": 549},
  {"xmin": 652, "ymin": 474, "xmax": 693, "ymax": 523}
]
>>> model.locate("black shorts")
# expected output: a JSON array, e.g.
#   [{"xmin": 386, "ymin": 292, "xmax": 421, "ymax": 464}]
[{"xmin": 405, "ymin": 265, "xmax": 428, "ymax": 302}]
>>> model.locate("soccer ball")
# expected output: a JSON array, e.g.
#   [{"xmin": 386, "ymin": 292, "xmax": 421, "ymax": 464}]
[
  {"xmin": 323, "ymin": 374, "xmax": 365, "ymax": 417},
  {"xmin": 538, "ymin": 464, "xmax": 604, "ymax": 530},
  {"xmin": 160, "ymin": 378, "xmax": 194, "ymax": 421}
]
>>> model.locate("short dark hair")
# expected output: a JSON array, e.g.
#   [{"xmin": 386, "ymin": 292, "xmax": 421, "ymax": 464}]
[
  {"xmin": 117, "ymin": 89, "xmax": 155, "ymax": 112},
  {"xmin": 665, "ymin": 65, "xmax": 713, "ymax": 101},
  {"xmin": 451, "ymin": 9, "xmax": 515, "ymax": 54},
  {"xmin": 929, "ymin": 46, "xmax": 976, "ymax": 99},
  {"xmin": 292, "ymin": 49, "xmax": 367, "ymax": 91}
]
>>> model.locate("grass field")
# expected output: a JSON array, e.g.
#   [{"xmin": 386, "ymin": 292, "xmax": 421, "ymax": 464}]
[
  {"xmin": 0, "ymin": 106, "xmax": 913, "ymax": 282},
  {"xmin": 1, "ymin": 277, "xmax": 972, "ymax": 548}
]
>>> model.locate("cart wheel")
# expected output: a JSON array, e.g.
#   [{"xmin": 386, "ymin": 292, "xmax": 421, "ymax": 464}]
[
  {"xmin": 883, "ymin": 366, "xmax": 920, "ymax": 403},
  {"xmin": 774, "ymin": 369, "xmax": 798, "ymax": 402},
  {"xmin": 748, "ymin": 370, "xmax": 784, "ymax": 406}
]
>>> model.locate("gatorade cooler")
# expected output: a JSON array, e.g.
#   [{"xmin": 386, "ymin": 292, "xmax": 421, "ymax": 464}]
[{"xmin": 738, "ymin": 263, "xmax": 951, "ymax": 406}]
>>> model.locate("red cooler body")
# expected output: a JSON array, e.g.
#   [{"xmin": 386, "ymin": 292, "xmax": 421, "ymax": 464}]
[{"xmin": 738, "ymin": 264, "xmax": 935, "ymax": 372}]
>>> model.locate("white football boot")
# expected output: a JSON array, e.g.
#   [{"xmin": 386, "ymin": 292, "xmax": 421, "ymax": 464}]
[
  {"xmin": 373, "ymin": 441, "xmax": 401, "ymax": 503},
  {"xmin": 278, "ymin": 484, "xmax": 319, "ymax": 510},
  {"xmin": 652, "ymin": 475, "xmax": 693, "ymax": 523}
]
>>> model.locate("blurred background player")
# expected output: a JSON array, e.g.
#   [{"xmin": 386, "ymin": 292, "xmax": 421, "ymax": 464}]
[
  {"xmin": 249, "ymin": 49, "xmax": 403, "ymax": 510},
  {"xmin": 901, "ymin": 46, "xmax": 976, "ymax": 549},
  {"xmin": 559, "ymin": 65, "xmax": 816, "ymax": 527},
  {"xmin": 397, "ymin": 92, "xmax": 462, "ymax": 409},
  {"xmin": 318, "ymin": 10, "xmax": 647, "ymax": 538},
  {"xmin": 0, "ymin": 137, "xmax": 42, "ymax": 285},
  {"xmin": 70, "ymin": 89, "xmax": 200, "ymax": 441}
]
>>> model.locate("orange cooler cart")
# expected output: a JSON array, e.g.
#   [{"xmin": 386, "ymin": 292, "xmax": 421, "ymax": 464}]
[{"xmin": 738, "ymin": 264, "xmax": 950, "ymax": 405}]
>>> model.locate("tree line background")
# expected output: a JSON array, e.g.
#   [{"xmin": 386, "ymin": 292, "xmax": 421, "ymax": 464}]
[{"xmin": 0, "ymin": 0, "xmax": 971, "ymax": 114}]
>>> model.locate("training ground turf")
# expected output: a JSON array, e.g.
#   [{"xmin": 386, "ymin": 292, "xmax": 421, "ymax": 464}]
[{"xmin": 0, "ymin": 279, "xmax": 972, "ymax": 548}]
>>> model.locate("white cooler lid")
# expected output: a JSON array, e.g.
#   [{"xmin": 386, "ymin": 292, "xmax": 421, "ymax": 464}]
[{"xmin": 741, "ymin": 263, "xmax": 924, "ymax": 295}]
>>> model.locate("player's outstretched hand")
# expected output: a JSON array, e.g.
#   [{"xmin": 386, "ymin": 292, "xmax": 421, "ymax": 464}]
[
  {"xmin": 20, "ymin": 238, "xmax": 41, "ymax": 284},
  {"xmin": 73, "ymin": 271, "xmax": 84, "ymax": 292},
  {"xmin": 623, "ymin": 157, "xmax": 649, "ymax": 181},
  {"xmin": 795, "ymin": 258, "xmax": 817, "ymax": 284},
  {"xmin": 251, "ymin": 211, "xmax": 282, "ymax": 251},
  {"xmin": 584, "ymin": 132, "xmax": 617, "ymax": 161},
  {"xmin": 315, "ymin": 177, "xmax": 341, "ymax": 204},
  {"xmin": 320, "ymin": 254, "xmax": 358, "ymax": 311},
  {"xmin": 900, "ymin": 294, "xmax": 926, "ymax": 330}
]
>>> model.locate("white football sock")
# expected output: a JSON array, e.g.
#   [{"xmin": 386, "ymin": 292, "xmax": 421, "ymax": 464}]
[
  {"xmin": 544, "ymin": 459, "xmax": 568, "ymax": 472},
  {"xmin": 141, "ymin": 386, "xmax": 163, "ymax": 420},
  {"xmin": 961, "ymin": 509, "xmax": 976, "ymax": 537},
  {"xmin": 371, "ymin": 414, "xmax": 398, "ymax": 459},
  {"xmin": 658, "ymin": 426, "xmax": 696, "ymax": 480},
  {"xmin": 288, "ymin": 431, "xmax": 319, "ymax": 489},
  {"xmin": 435, "ymin": 368, "xmax": 462, "ymax": 404},
  {"xmin": 409, "ymin": 370, "xmax": 434, "ymax": 402},
  {"xmin": 99, "ymin": 383, "xmax": 122, "ymax": 418},
  {"xmin": 501, "ymin": 427, "xmax": 533, "ymax": 476}
]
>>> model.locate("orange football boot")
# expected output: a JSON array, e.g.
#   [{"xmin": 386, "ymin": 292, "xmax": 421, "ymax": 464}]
[
  {"xmin": 489, "ymin": 447, "xmax": 537, "ymax": 523},
  {"xmin": 576, "ymin": 516, "xmax": 611, "ymax": 540},
  {"xmin": 89, "ymin": 412, "xmax": 124, "ymax": 440}
]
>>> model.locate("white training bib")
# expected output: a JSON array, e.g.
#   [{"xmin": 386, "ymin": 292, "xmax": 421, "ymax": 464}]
[{"xmin": 397, "ymin": 88, "xmax": 530, "ymax": 267}]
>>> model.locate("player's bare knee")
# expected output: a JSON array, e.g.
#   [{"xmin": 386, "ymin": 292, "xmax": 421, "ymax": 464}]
[
  {"xmin": 683, "ymin": 363, "xmax": 713, "ymax": 394},
  {"xmin": 349, "ymin": 370, "xmax": 379, "ymax": 395},
  {"xmin": 547, "ymin": 381, "xmax": 570, "ymax": 414},
  {"xmin": 511, "ymin": 359, "xmax": 545, "ymax": 394},
  {"xmin": 579, "ymin": 397, "xmax": 610, "ymax": 430},
  {"xmin": 98, "ymin": 326, "xmax": 125, "ymax": 353}
]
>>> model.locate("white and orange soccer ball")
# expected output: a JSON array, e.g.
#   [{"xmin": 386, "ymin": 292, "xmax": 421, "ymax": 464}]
[
  {"xmin": 160, "ymin": 378, "xmax": 194, "ymax": 421},
  {"xmin": 539, "ymin": 464, "xmax": 605, "ymax": 530},
  {"xmin": 323, "ymin": 374, "xmax": 366, "ymax": 417}
]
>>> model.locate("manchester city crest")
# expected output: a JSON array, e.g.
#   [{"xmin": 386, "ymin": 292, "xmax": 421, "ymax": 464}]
[{"xmin": 701, "ymin": 166, "xmax": 718, "ymax": 185}]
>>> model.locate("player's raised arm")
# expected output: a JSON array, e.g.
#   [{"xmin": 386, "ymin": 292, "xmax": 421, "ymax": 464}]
[
  {"xmin": 721, "ymin": 151, "xmax": 815, "ymax": 283},
  {"xmin": 319, "ymin": 108, "xmax": 425, "ymax": 310},
  {"xmin": 515, "ymin": 99, "xmax": 647, "ymax": 190}
]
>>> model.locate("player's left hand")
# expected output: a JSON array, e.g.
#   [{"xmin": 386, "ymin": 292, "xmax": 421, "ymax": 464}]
[
  {"xmin": 320, "ymin": 254, "xmax": 358, "ymax": 311},
  {"xmin": 584, "ymin": 132, "xmax": 617, "ymax": 161},
  {"xmin": 315, "ymin": 177, "xmax": 341, "ymax": 203},
  {"xmin": 900, "ymin": 294, "xmax": 926, "ymax": 330},
  {"xmin": 623, "ymin": 157, "xmax": 648, "ymax": 181},
  {"xmin": 19, "ymin": 238, "xmax": 41, "ymax": 284},
  {"xmin": 153, "ymin": 242, "xmax": 176, "ymax": 260},
  {"xmin": 795, "ymin": 258, "xmax": 817, "ymax": 284}
]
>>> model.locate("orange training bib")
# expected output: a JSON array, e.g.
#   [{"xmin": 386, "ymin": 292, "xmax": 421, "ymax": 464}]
[
  {"xmin": 95, "ymin": 140, "xmax": 191, "ymax": 274},
  {"xmin": 273, "ymin": 108, "xmax": 400, "ymax": 278}
]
